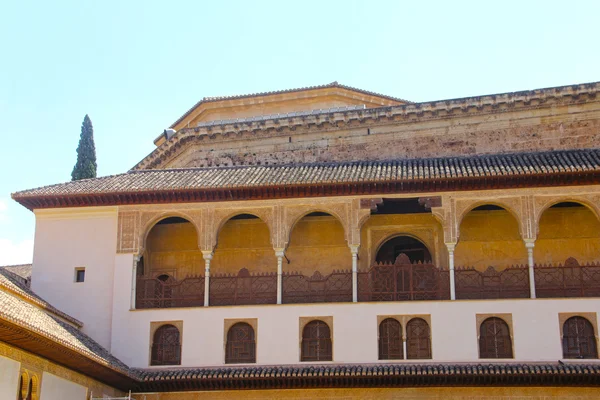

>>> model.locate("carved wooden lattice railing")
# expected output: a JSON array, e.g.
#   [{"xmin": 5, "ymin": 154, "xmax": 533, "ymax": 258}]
[
  {"xmin": 136, "ymin": 275, "xmax": 205, "ymax": 309},
  {"xmin": 282, "ymin": 270, "xmax": 353, "ymax": 304},
  {"xmin": 357, "ymin": 254, "xmax": 450, "ymax": 302},
  {"xmin": 454, "ymin": 265, "xmax": 530, "ymax": 300},
  {"xmin": 534, "ymin": 257, "xmax": 600, "ymax": 298},
  {"xmin": 210, "ymin": 268, "xmax": 277, "ymax": 306}
]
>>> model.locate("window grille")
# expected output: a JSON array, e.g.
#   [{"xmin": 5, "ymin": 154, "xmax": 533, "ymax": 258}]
[
  {"xmin": 479, "ymin": 317, "xmax": 513, "ymax": 359},
  {"xmin": 562, "ymin": 316, "xmax": 598, "ymax": 359},
  {"xmin": 151, "ymin": 324, "xmax": 181, "ymax": 366},
  {"xmin": 378, "ymin": 318, "xmax": 403, "ymax": 360},
  {"xmin": 225, "ymin": 322, "xmax": 256, "ymax": 364},
  {"xmin": 301, "ymin": 320, "xmax": 332, "ymax": 361},
  {"xmin": 406, "ymin": 318, "xmax": 432, "ymax": 359}
]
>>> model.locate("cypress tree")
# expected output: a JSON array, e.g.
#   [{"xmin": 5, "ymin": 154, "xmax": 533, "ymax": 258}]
[{"xmin": 71, "ymin": 114, "xmax": 97, "ymax": 181}]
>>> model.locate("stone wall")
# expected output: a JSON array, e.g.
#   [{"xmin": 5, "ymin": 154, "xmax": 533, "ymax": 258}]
[{"xmin": 150, "ymin": 96, "xmax": 600, "ymax": 169}]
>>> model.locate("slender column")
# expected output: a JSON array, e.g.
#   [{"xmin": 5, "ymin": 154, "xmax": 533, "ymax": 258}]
[
  {"xmin": 525, "ymin": 240, "xmax": 536, "ymax": 299},
  {"xmin": 350, "ymin": 245, "xmax": 359, "ymax": 302},
  {"xmin": 130, "ymin": 254, "xmax": 140, "ymax": 310},
  {"xmin": 446, "ymin": 243, "xmax": 456, "ymax": 300},
  {"xmin": 202, "ymin": 251, "xmax": 213, "ymax": 307},
  {"xmin": 275, "ymin": 249, "xmax": 285, "ymax": 304}
]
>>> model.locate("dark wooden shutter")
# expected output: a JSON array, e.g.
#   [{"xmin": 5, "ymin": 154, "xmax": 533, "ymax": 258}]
[
  {"xmin": 301, "ymin": 320, "xmax": 332, "ymax": 361},
  {"xmin": 406, "ymin": 318, "xmax": 432, "ymax": 359},
  {"xmin": 379, "ymin": 318, "xmax": 403, "ymax": 360},
  {"xmin": 479, "ymin": 317, "xmax": 513, "ymax": 359},
  {"xmin": 226, "ymin": 323, "xmax": 256, "ymax": 363},
  {"xmin": 562, "ymin": 316, "xmax": 598, "ymax": 359},
  {"xmin": 151, "ymin": 324, "xmax": 181, "ymax": 365}
]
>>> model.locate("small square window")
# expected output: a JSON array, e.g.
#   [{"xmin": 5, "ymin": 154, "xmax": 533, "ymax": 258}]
[{"xmin": 75, "ymin": 268, "xmax": 85, "ymax": 283}]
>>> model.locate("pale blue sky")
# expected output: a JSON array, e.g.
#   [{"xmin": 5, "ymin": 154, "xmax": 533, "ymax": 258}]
[{"xmin": 1, "ymin": 0, "xmax": 599, "ymax": 265}]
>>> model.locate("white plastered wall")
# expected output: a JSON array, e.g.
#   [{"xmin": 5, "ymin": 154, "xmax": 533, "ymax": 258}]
[
  {"xmin": 40, "ymin": 372, "xmax": 87, "ymax": 400},
  {"xmin": 32, "ymin": 207, "xmax": 118, "ymax": 349},
  {"xmin": 112, "ymin": 253, "xmax": 599, "ymax": 368},
  {"xmin": 0, "ymin": 355, "xmax": 20, "ymax": 399}
]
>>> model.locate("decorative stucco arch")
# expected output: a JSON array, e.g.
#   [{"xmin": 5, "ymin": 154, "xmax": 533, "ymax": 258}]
[
  {"xmin": 534, "ymin": 197, "xmax": 600, "ymax": 238},
  {"xmin": 455, "ymin": 199, "xmax": 525, "ymax": 242},
  {"xmin": 283, "ymin": 205, "xmax": 350, "ymax": 250},
  {"xmin": 210, "ymin": 207, "xmax": 275, "ymax": 251},
  {"xmin": 139, "ymin": 211, "xmax": 202, "ymax": 254}
]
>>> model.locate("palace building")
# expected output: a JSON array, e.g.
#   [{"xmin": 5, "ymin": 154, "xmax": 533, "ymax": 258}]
[{"xmin": 3, "ymin": 81, "xmax": 600, "ymax": 399}]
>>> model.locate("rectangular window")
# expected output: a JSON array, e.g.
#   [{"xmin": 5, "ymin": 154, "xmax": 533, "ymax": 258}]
[{"xmin": 75, "ymin": 268, "xmax": 85, "ymax": 283}]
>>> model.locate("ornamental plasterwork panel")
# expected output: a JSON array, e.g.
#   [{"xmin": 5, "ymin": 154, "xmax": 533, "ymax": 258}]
[{"xmin": 117, "ymin": 211, "xmax": 138, "ymax": 253}]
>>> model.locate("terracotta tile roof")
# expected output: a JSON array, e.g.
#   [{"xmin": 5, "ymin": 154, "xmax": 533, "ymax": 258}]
[
  {"xmin": 0, "ymin": 267, "xmax": 82, "ymax": 327},
  {"xmin": 0, "ymin": 264, "xmax": 32, "ymax": 285},
  {"xmin": 0, "ymin": 283, "xmax": 135, "ymax": 378},
  {"xmin": 170, "ymin": 82, "xmax": 408, "ymax": 129},
  {"xmin": 12, "ymin": 149, "xmax": 600, "ymax": 206},
  {"xmin": 137, "ymin": 362, "xmax": 600, "ymax": 391}
]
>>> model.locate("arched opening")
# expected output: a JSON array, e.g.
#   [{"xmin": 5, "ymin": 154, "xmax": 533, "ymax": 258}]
[
  {"xmin": 406, "ymin": 318, "xmax": 432, "ymax": 359},
  {"xmin": 211, "ymin": 214, "xmax": 276, "ymax": 305},
  {"xmin": 301, "ymin": 320, "xmax": 332, "ymax": 362},
  {"xmin": 284, "ymin": 212, "xmax": 352, "ymax": 303},
  {"xmin": 143, "ymin": 216, "xmax": 202, "ymax": 278},
  {"xmin": 378, "ymin": 318, "xmax": 403, "ymax": 360},
  {"xmin": 287, "ymin": 212, "xmax": 350, "ymax": 274},
  {"xmin": 562, "ymin": 316, "xmax": 598, "ymax": 359},
  {"xmin": 137, "ymin": 216, "xmax": 204, "ymax": 309},
  {"xmin": 151, "ymin": 324, "xmax": 182, "ymax": 366},
  {"xmin": 479, "ymin": 317, "xmax": 513, "ymax": 359},
  {"xmin": 213, "ymin": 214, "xmax": 274, "ymax": 274},
  {"xmin": 375, "ymin": 235, "xmax": 431, "ymax": 263},
  {"xmin": 536, "ymin": 202, "xmax": 600, "ymax": 265},
  {"xmin": 225, "ymin": 322, "xmax": 256, "ymax": 364},
  {"xmin": 456, "ymin": 205, "xmax": 526, "ymax": 270}
]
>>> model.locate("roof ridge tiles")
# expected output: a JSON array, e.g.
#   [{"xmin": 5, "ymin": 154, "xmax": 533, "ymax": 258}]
[{"xmin": 11, "ymin": 148, "xmax": 600, "ymax": 206}]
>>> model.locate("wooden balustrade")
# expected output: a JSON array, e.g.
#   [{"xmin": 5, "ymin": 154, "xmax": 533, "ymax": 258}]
[
  {"xmin": 209, "ymin": 268, "xmax": 277, "ymax": 306},
  {"xmin": 135, "ymin": 257, "xmax": 600, "ymax": 309},
  {"xmin": 136, "ymin": 275, "xmax": 205, "ymax": 309},
  {"xmin": 534, "ymin": 257, "xmax": 600, "ymax": 298},
  {"xmin": 454, "ymin": 265, "xmax": 530, "ymax": 300},
  {"xmin": 357, "ymin": 254, "xmax": 450, "ymax": 302},
  {"xmin": 282, "ymin": 270, "xmax": 353, "ymax": 304}
]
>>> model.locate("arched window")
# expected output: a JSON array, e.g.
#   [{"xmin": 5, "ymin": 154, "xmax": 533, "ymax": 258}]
[
  {"xmin": 479, "ymin": 317, "xmax": 513, "ymax": 359},
  {"xmin": 301, "ymin": 320, "xmax": 332, "ymax": 361},
  {"xmin": 25, "ymin": 376, "xmax": 38, "ymax": 400},
  {"xmin": 562, "ymin": 317, "xmax": 598, "ymax": 359},
  {"xmin": 378, "ymin": 318, "xmax": 403, "ymax": 360},
  {"xmin": 406, "ymin": 318, "xmax": 431, "ymax": 359},
  {"xmin": 226, "ymin": 322, "xmax": 256, "ymax": 364},
  {"xmin": 25, "ymin": 379, "xmax": 32, "ymax": 400},
  {"xmin": 18, "ymin": 373, "xmax": 27, "ymax": 400},
  {"xmin": 151, "ymin": 324, "xmax": 181, "ymax": 365}
]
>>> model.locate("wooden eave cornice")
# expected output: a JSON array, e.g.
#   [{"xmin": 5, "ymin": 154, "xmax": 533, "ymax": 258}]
[
  {"xmin": 13, "ymin": 169, "xmax": 600, "ymax": 211},
  {"xmin": 0, "ymin": 318, "xmax": 138, "ymax": 390},
  {"xmin": 134, "ymin": 81, "xmax": 600, "ymax": 170},
  {"xmin": 137, "ymin": 363, "xmax": 600, "ymax": 392}
]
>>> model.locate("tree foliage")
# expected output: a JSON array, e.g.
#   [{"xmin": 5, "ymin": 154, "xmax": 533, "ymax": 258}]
[{"xmin": 71, "ymin": 114, "xmax": 97, "ymax": 181}]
